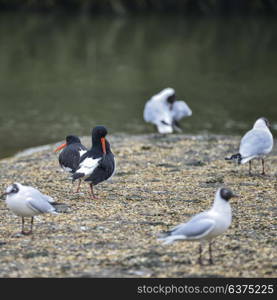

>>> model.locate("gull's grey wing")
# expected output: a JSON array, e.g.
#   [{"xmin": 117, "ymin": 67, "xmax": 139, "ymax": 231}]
[
  {"xmin": 169, "ymin": 218, "xmax": 216, "ymax": 240},
  {"xmin": 25, "ymin": 187, "xmax": 55, "ymax": 203},
  {"xmin": 172, "ymin": 100, "xmax": 192, "ymax": 121},
  {"xmin": 240, "ymin": 129, "xmax": 273, "ymax": 157},
  {"xmin": 143, "ymin": 99, "xmax": 172, "ymax": 124},
  {"xmin": 26, "ymin": 197, "xmax": 56, "ymax": 214},
  {"xmin": 170, "ymin": 211, "xmax": 209, "ymax": 232},
  {"xmin": 39, "ymin": 193, "xmax": 55, "ymax": 204},
  {"xmin": 144, "ymin": 99, "xmax": 174, "ymax": 133}
]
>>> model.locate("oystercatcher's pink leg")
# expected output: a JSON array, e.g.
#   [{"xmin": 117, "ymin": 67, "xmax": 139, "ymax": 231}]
[
  {"xmin": 75, "ymin": 179, "xmax": 81, "ymax": 193},
  {"xmin": 89, "ymin": 183, "xmax": 98, "ymax": 199}
]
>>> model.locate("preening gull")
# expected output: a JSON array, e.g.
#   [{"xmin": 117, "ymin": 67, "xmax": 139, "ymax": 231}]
[{"xmin": 143, "ymin": 88, "xmax": 192, "ymax": 134}]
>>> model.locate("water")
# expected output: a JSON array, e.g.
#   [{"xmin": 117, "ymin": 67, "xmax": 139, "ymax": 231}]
[{"xmin": 0, "ymin": 13, "xmax": 276, "ymax": 158}]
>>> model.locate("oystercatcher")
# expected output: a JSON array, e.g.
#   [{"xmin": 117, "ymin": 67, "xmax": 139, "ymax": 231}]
[
  {"xmin": 143, "ymin": 87, "xmax": 192, "ymax": 134},
  {"xmin": 72, "ymin": 126, "xmax": 115, "ymax": 199},
  {"xmin": 54, "ymin": 135, "xmax": 87, "ymax": 192},
  {"xmin": 0, "ymin": 183, "xmax": 58, "ymax": 235},
  {"xmin": 158, "ymin": 187, "xmax": 238, "ymax": 265},
  {"xmin": 225, "ymin": 117, "xmax": 273, "ymax": 175}
]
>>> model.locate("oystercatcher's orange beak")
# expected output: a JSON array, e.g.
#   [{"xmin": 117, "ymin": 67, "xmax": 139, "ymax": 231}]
[
  {"xmin": 54, "ymin": 143, "xmax": 67, "ymax": 152},
  {"xmin": 101, "ymin": 137, "xmax": 106, "ymax": 154}
]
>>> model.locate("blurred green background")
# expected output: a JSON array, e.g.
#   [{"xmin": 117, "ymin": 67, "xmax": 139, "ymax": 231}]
[
  {"xmin": 0, "ymin": 0, "xmax": 277, "ymax": 15},
  {"xmin": 0, "ymin": 2, "xmax": 276, "ymax": 158}
]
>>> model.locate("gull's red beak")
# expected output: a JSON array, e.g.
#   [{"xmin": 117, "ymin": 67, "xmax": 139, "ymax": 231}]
[
  {"xmin": 101, "ymin": 137, "xmax": 106, "ymax": 154},
  {"xmin": 54, "ymin": 143, "xmax": 67, "ymax": 152}
]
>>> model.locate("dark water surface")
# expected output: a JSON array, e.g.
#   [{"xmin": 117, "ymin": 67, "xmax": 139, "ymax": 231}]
[{"xmin": 0, "ymin": 13, "xmax": 276, "ymax": 158}]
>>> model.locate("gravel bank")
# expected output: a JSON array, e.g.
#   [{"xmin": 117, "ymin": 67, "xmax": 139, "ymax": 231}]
[{"xmin": 0, "ymin": 134, "xmax": 276, "ymax": 277}]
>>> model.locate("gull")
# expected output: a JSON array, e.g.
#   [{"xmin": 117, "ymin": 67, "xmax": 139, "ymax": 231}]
[
  {"xmin": 158, "ymin": 187, "xmax": 238, "ymax": 265},
  {"xmin": 225, "ymin": 117, "xmax": 273, "ymax": 175},
  {"xmin": 1, "ymin": 183, "xmax": 58, "ymax": 235},
  {"xmin": 143, "ymin": 87, "xmax": 192, "ymax": 134}
]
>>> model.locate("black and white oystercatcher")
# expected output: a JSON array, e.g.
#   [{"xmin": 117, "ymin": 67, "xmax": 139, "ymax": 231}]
[
  {"xmin": 54, "ymin": 135, "xmax": 87, "ymax": 192},
  {"xmin": 72, "ymin": 126, "xmax": 115, "ymax": 199}
]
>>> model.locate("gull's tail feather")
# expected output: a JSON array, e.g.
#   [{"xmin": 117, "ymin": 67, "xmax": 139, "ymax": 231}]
[
  {"xmin": 225, "ymin": 153, "xmax": 242, "ymax": 164},
  {"xmin": 157, "ymin": 231, "xmax": 171, "ymax": 239},
  {"xmin": 158, "ymin": 234, "xmax": 187, "ymax": 245},
  {"xmin": 45, "ymin": 195, "xmax": 55, "ymax": 204},
  {"xmin": 173, "ymin": 120, "xmax": 183, "ymax": 133},
  {"xmin": 240, "ymin": 156, "xmax": 256, "ymax": 164},
  {"xmin": 157, "ymin": 230, "xmax": 186, "ymax": 245},
  {"xmin": 52, "ymin": 203, "xmax": 70, "ymax": 213}
]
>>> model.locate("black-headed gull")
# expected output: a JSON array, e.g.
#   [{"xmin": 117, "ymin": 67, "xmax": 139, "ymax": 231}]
[
  {"xmin": 225, "ymin": 117, "xmax": 273, "ymax": 175},
  {"xmin": 72, "ymin": 126, "xmax": 116, "ymax": 199},
  {"xmin": 158, "ymin": 187, "xmax": 238, "ymax": 265},
  {"xmin": 1, "ymin": 183, "xmax": 58, "ymax": 235},
  {"xmin": 143, "ymin": 87, "xmax": 192, "ymax": 134}
]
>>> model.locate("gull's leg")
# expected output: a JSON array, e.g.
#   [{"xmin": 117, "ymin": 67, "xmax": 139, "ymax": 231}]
[
  {"xmin": 198, "ymin": 244, "xmax": 203, "ymax": 265},
  {"xmin": 89, "ymin": 183, "xmax": 98, "ymax": 199},
  {"xmin": 209, "ymin": 241, "xmax": 214, "ymax": 265},
  {"xmin": 173, "ymin": 120, "xmax": 182, "ymax": 133},
  {"xmin": 30, "ymin": 217, "xmax": 34, "ymax": 234},
  {"xmin": 261, "ymin": 158, "xmax": 265, "ymax": 175},
  {"xmin": 25, "ymin": 217, "xmax": 34, "ymax": 235},
  {"xmin": 21, "ymin": 217, "xmax": 25, "ymax": 234}
]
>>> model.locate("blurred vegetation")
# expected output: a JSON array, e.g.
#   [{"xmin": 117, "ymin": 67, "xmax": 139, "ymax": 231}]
[{"xmin": 0, "ymin": 0, "xmax": 277, "ymax": 15}]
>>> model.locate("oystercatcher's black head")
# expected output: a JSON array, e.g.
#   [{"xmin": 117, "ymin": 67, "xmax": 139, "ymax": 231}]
[
  {"xmin": 92, "ymin": 126, "xmax": 107, "ymax": 139},
  {"xmin": 66, "ymin": 135, "xmax": 81, "ymax": 145},
  {"xmin": 54, "ymin": 135, "xmax": 81, "ymax": 152},
  {"xmin": 92, "ymin": 126, "xmax": 108, "ymax": 154}
]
